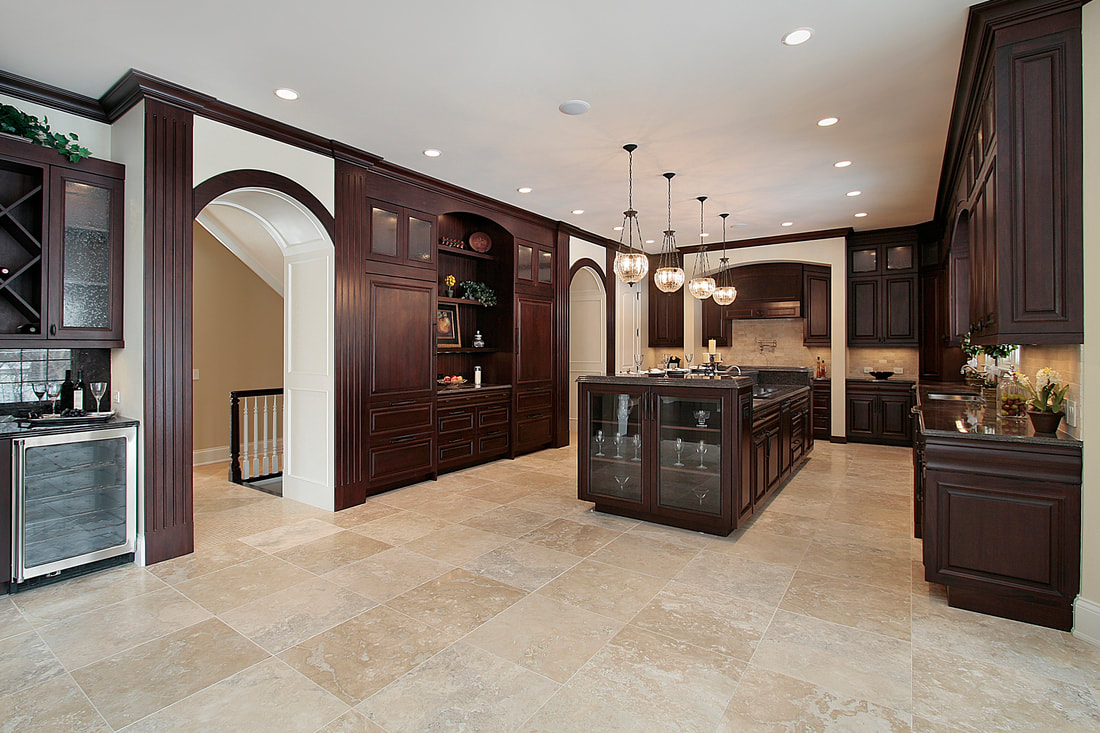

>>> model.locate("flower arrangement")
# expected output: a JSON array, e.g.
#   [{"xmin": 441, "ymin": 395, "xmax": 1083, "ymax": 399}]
[
  {"xmin": 961, "ymin": 333, "xmax": 1017, "ymax": 361},
  {"xmin": 459, "ymin": 281, "xmax": 497, "ymax": 307},
  {"xmin": 1019, "ymin": 367, "xmax": 1070, "ymax": 414},
  {"xmin": 443, "ymin": 274, "xmax": 456, "ymax": 297}
]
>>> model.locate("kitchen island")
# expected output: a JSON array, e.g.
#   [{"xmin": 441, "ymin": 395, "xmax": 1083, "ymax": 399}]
[{"xmin": 576, "ymin": 371, "xmax": 812, "ymax": 536}]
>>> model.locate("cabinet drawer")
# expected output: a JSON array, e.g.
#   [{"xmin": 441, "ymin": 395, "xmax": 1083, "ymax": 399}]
[
  {"xmin": 516, "ymin": 418, "xmax": 552, "ymax": 448},
  {"xmin": 439, "ymin": 439, "xmax": 475, "ymax": 465},
  {"xmin": 438, "ymin": 408, "xmax": 475, "ymax": 434},
  {"xmin": 370, "ymin": 401, "xmax": 433, "ymax": 435},
  {"xmin": 517, "ymin": 387, "xmax": 553, "ymax": 414},
  {"xmin": 478, "ymin": 432, "xmax": 510, "ymax": 456},
  {"xmin": 478, "ymin": 405, "xmax": 510, "ymax": 429},
  {"xmin": 368, "ymin": 433, "xmax": 434, "ymax": 482}
]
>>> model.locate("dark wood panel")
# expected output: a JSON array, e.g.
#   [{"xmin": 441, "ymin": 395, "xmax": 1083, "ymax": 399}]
[
  {"xmin": 439, "ymin": 439, "xmax": 475, "ymax": 466},
  {"xmin": 803, "ymin": 266, "xmax": 830, "ymax": 345},
  {"xmin": 368, "ymin": 434, "xmax": 434, "ymax": 483},
  {"xmin": 369, "ymin": 277, "xmax": 434, "ymax": 396},
  {"xmin": 370, "ymin": 401, "xmax": 434, "ymax": 435},
  {"xmin": 647, "ymin": 254, "xmax": 684, "ymax": 348},
  {"xmin": 848, "ymin": 278, "xmax": 879, "ymax": 343},
  {"xmin": 727, "ymin": 263, "xmax": 802, "ymax": 302},
  {"xmin": 516, "ymin": 295, "xmax": 553, "ymax": 384},
  {"xmin": 883, "ymin": 275, "xmax": 918, "ymax": 343},
  {"xmin": 846, "ymin": 396, "xmax": 875, "ymax": 438},
  {"xmin": 946, "ymin": 492, "xmax": 1053, "ymax": 584},
  {"xmin": 142, "ymin": 99, "xmax": 194, "ymax": 564},
  {"xmin": 438, "ymin": 409, "xmax": 475, "ymax": 435},
  {"xmin": 700, "ymin": 296, "xmax": 728, "ymax": 348},
  {"xmin": 879, "ymin": 394, "xmax": 913, "ymax": 443}
]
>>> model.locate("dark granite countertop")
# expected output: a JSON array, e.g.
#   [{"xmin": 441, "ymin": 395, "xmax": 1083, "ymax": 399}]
[
  {"xmin": 847, "ymin": 377, "xmax": 917, "ymax": 385},
  {"xmin": 915, "ymin": 383, "xmax": 1080, "ymax": 447},
  {"xmin": 577, "ymin": 374, "xmax": 755, "ymax": 390},
  {"xmin": 436, "ymin": 383, "xmax": 512, "ymax": 396},
  {"xmin": 0, "ymin": 414, "xmax": 140, "ymax": 439}
]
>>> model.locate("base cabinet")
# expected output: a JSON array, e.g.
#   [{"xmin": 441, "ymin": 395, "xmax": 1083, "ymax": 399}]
[
  {"xmin": 812, "ymin": 380, "xmax": 831, "ymax": 440},
  {"xmin": 437, "ymin": 387, "xmax": 511, "ymax": 472},
  {"xmin": 845, "ymin": 380, "xmax": 915, "ymax": 446},
  {"xmin": 750, "ymin": 391, "xmax": 811, "ymax": 505}
]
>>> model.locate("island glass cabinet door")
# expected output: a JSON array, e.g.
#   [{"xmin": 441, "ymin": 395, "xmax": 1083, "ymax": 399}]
[
  {"xmin": 654, "ymin": 389, "xmax": 725, "ymax": 518},
  {"xmin": 579, "ymin": 384, "xmax": 647, "ymax": 510}
]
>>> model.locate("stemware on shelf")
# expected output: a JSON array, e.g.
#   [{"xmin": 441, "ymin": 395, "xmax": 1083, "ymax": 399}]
[
  {"xmin": 594, "ymin": 429, "xmax": 605, "ymax": 457},
  {"xmin": 694, "ymin": 409, "xmax": 710, "ymax": 427},
  {"xmin": 613, "ymin": 475, "xmax": 630, "ymax": 495},
  {"xmin": 697, "ymin": 439, "xmax": 708, "ymax": 470},
  {"xmin": 633, "ymin": 354, "xmax": 644, "ymax": 373},
  {"xmin": 692, "ymin": 483, "xmax": 710, "ymax": 507},
  {"xmin": 613, "ymin": 432, "xmax": 623, "ymax": 459},
  {"xmin": 45, "ymin": 382, "xmax": 61, "ymax": 414},
  {"xmin": 674, "ymin": 437, "xmax": 685, "ymax": 467},
  {"xmin": 684, "ymin": 353, "xmax": 694, "ymax": 369},
  {"xmin": 32, "ymin": 383, "xmax": 46, "ymax": 402},
  {"xmin": 632, "ymin": 434, "xmax": 641, "ymax": 461},
  {"xmin": 90, "ymin": 381, "xmax": 108, "ymax": 413}
]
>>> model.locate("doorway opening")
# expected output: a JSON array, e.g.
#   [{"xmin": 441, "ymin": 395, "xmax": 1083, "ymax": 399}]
[{"xmin": 569, "ymin": 265, "xmax": 606, "ymax": 432}]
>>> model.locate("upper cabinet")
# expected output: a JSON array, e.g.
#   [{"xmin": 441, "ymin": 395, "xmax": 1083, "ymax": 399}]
[
  {"xmin": 365, "ymin": 199, "xmax": 435, "ymax": 273},
  {"xmin": 847, "ymin": 228, "xmax": 918, "ymax": 346},
  {"xmin": 648, "ymin": 254, "xmax": 683, "ymax": 348},
  {"xmin": 0, "ymin": 138, "xmax": 125, "ymax": 347},
  {"xmin": 940, "ymin": 2, "xmax": 1083, "ymax": 345},
  {"xmin": 515, "ymin": 239, "xmax": 553, "ymax": 291}
]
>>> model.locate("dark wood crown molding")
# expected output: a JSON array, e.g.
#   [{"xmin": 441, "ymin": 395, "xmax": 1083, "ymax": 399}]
[
  {"xmin": 677, "ymin": 227, "xmax": 853, "ymax": 255},
  {"xmin": 0, "ymin": 69, "xmax": 108, "ymax": 122}
]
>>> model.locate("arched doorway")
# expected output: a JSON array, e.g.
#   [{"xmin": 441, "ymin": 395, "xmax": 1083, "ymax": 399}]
[
  {"xmin": 569, "ymin": 261, "xmax": 607, "ymax": 432},
  {"xmin": 193, "ymin": 173, "xmax": 336, "ymax": 510}
]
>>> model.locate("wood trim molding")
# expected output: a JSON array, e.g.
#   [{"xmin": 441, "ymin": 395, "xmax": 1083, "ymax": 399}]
[
  {"xmin": 143, "ymin": 98, "xmax": 195, "ymax": 564},
  {"xmin": 677, "ymin": 227, "xmax": 853, "ymax": 255},
  {"xmin": 569, "ymin": 258, "xmax": 606, "ymax": 280},
  {"xmin": 193, "ymin": 168, "xmax": 336, "ymax": 242},
  {"xmin": 0, "ymin": 69, "xmax": 108, "ymax": 122},
  {"xmin": 554, "ymin": 226, "xmax": 571, "ymax": 448},
  {"xmin": 604, "ymin": 247, "xmax": 617, "ymax": 375}
]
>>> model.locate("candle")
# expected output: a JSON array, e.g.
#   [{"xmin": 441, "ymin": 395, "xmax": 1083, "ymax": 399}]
[{"xmin": 708, "ymin": 339, "xmax": 716, "ymax": 355}]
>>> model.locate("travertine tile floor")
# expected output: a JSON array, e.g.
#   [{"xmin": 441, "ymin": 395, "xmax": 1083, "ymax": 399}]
[{"xmin": 2, "ymin": 441, "xmax": 1099, "ymax": 731}]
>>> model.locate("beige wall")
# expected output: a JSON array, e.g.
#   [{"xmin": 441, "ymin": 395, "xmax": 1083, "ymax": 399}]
[
  {"xmin": 192, "ymin": 223, "xmax": 284, "ymax": 453},
  {"xmin": 846, "ymin": 346, "xmax": 920, "ymax": 380}
]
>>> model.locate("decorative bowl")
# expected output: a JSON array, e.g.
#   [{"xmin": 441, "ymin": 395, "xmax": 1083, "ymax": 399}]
[
  {"xmin": 437, "ymin": 377, "xmax": 467, "ymax": 386},
  {"xmin": 869, "ymin": 370, "xmax": 894, "ymax": 380}
]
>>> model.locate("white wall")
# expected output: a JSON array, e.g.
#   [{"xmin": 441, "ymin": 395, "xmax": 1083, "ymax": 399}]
[
  {"xmin": 0, "ymin": 93, "xmax": 113, "ymax": 160},
  {"xmin": 569, "ymin": 236, "xmax": 606, "ymax": 271}
]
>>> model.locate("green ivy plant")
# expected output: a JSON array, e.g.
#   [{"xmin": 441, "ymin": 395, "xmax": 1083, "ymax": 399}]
[
  {"xmin": 0, "ymin": 104, "xmax": 91, "ymax": 162},
  {"xmin": 961, "ymin": 332, "xmax": 1016, "ymax": 360},
  {"xmin": 459, "ymin": 281, "xmax": 497, "ymax": 307}
]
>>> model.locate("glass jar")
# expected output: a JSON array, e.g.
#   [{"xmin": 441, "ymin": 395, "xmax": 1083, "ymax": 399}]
[{"xmin": 997, "ymin": 370, "xmax": 1028, "ymax": 420}]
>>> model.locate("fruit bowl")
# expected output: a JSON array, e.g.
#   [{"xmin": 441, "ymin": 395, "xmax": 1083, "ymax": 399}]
[
  {"xmin": 437, "ymin": 376, "xmax": 467, "ymax": 386},
  {"xmin": 869, "ymin": 370, "xmax": 894, "ymax": 380}
]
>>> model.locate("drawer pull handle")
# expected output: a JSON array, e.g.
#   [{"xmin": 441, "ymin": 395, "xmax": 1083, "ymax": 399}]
[
  {"xmin": 389, "ymin": 435, "xmax": 419, "ymax": 444},
  {"xmin": 483, "ymin": 429, "xmax": 505, "ymax": 437},
  {"xmin": 389, "ymin": 400, "xmax": 416, "ymax": 407},
  {"xmin": 447, "ymin": 410, "xmax": 469, "ymax": 416},
  {"xmin": 526, "ymin": 413, "xmax": 546, "ymax": 420}
]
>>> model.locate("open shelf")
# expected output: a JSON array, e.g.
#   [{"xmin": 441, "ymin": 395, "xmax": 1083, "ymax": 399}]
[
  {"xmin": 438, "ymin": 296, "xmax": 486, "ymax": 307},
  {"xmin": 436, "ymin": 348, "xmax": 500, "ymax": 354},
  {"xmin": 438, "ymin": 245, "xmax": 496, "ymax": 262}
]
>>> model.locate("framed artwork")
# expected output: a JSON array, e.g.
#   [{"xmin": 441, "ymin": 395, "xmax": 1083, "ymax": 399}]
[{"xmin": 436, "ymin": 303, "xmax": 461, "ymax": 348}]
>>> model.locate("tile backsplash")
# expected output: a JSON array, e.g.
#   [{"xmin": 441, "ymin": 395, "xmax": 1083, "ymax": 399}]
[
  {"xmin": 647, "ymin": 318, "xmax": 832, "ymax": 373},
  {"xmin": 0, "ymin": 348, "xmax": 111, "ymax": 412},
  {"xmin": 1019, "ymin": 343, "xmax": 1082, "ymax": 439},
  {"xmin": 846, "ymin": 346, "xmax": 920, "ymax": 379}
]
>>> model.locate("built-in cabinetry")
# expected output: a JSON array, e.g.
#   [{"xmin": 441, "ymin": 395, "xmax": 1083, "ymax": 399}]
[
  {"xmin": 648, "ymin": 254, "xmax": 683, "ymax": 348},
  {"xmin": 802, "ymin": 265, "xmax": 830, "ymax": 346},
  {"xmin": 846, "ymin": 379, "xmax": 914, "ymax": 446},
  {"xmin": 0, "ymin": 138, "xmax": 125, "ymax": 347},
  {"xmin": 811, "ymin": 379, "xmax": 830, "ymax": 440},
  {"xmin": 699, "ymin": 263, "xmax": 829, "ymax": 348},
  {"xmin": 437, "ymin": 386, "xmax": 511, "ymax": 471},
  {"xmin": 847, "ymin": 228, "xmax": 918, "ymax": 346},
  {"xmin": 514, "ymin": 294, "xmax": 554, "ymax": 454},
  {"xmin": 364, "ymin": 199, "xmax": 435, "ymax": 273},
  {"xmin": 751, "ymin": 390, "xmax": 811, "ymax": 506}
]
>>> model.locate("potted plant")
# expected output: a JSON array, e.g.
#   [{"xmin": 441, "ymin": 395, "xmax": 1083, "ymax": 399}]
[
  {"xmin": 459, "ymin": 281, "xmax": 497, "ymax": 307},
  {"xmin": 0, "ymin": 103, "xmax": 91, "ymax": 162},
  {"xmin": 1019, "ymin": 367, "xmax": 1070, "ymax": 434}
]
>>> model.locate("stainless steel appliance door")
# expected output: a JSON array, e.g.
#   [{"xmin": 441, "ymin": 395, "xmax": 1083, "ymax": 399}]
[{"xmin": 13, "ymin": 425, "xmax": 137, "ymax": 582}]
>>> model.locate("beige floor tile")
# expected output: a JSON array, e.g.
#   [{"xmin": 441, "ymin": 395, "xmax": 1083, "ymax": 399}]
[
  {"xmin": 460, "ymin": 480, "xmax": 540, "ymax": 504},
  {"xmin": 762, "ymin": 492, "xmax": 832, "ymax": 519},
  {"xmin": 239, "ymin": 517, "xmax": 343, "ymax": 553},
  {"xmin": 536, "ymin": 559, "xmax": 668, "ymax": 622},
  {"xmin": 813, "ymin": 518, "xmax": 913, "ymax": 551},
  {"xmin": 590, "ymin": 533, "xmax": 700, "ymax": 579},
  {"xmin": 323, "ymin": 501, "xmax": 401, "ymax": 529},
  {"xmin": 316, "ymin": 710, "xmax": 388, "ymax": 732},
  {"xmin": 752, "ymin": 610, "xmax": 913, "ymax": 713},
  {"xmin": 71, "ymin": 618, "xmax": 267, "ymax": 730},
  {"xmin": 461, "ymin": 504, "xmax": 555, "ymax": 537},
  {"xmin": 826, "ymin": 503, "xmax": 913, "ymax": 531},
  {"xmin": 12, "ymin": 564, "xmax": 167, "ymax": 627},
  {"xmin": 912, "ymin": 715, "xmax": 967, "ymax": 732},
  {"xmin": 566, "ymin": 625, "xmax": 745, "ymax": 733},
  {"xmin": 0, "ymin": 597, "xmax": 32, "ymax": 642},
  {"xmin": 403, "ymin": 523, "xmax": 512, "ymax": 564},
  {"xmin": 799, "ymin": 538, "xmax": 912, "ymax": 593},
  {"xmin": 123, "ymin": 657, "xmax": 347, "ymax": 733},
  {"xmin": 367, "ymin": 482, "xmax": 445, "ymax": 509},
  {"xmin": 220, "ymin": 577, "xmax": 375, "ymax": 653},
  {"xmin": 174, "ymin": 554, "xmax": 314, "ymax": 614},
  {"xmin": 625, "ymin": 522, "xmax": 714, "ymax": 549},
  {"xmin": 781, "ymin": 571, "xmax": 912, "ymax": 642},
  {"xmin": 464, "ymin": 540, "xmax": 580, "ymax": 591},
  {"xmin": 914, "ymin": 645, "xmax": 1100, "ymax": 732},
  {"xmin": 719, "ymin": 666, "xmax": 912, "ymax": 732},
  {"xmin": 432, "ymin": 471, "xmax": 498, "ymax": 491},
  {"xmin": 386, "ymin": 568, "xmax": 526, "ymax": 636},
  {"xmin": 631, "ymin": 581, "xmax": 774, "ymax": 662},
  {"xmin": 519, "ymin": 517, "xmax": 624, "ymax": 556},
  {"xmin": 275, "ymin": 530, "xmax": 391, "ymax": 575},
  {"xmin": 510, "ymin": 490, "xmax": 593, "ymax": 517},
  {"xmin": 706, "ymin": 528, "xmax": 810, "ymax": 567},
  {"xmin": 146, "ymin": 540, "xmax": 266, "ymax": 585},
  {"xmin": 0, "ymin": 673, "xmax": 109, "ymax": 732},
  {"xmin": 358, "ymin": 642, "xmax": 559, "ymax": 732},
  {"xmin": 568, "ymin": 508, "xmax": 642, "ymax": 531},
  {"xmin": 0, "ymin": 631, "xmax": 66, "ymax": 698},
  {"xmin": 465, "ymin": 594, "xmax": 622, "ymax": 683},
  {"xmin": 37, "ymin": 587, "xmax": 211, "ymax": 669},
  {"xmin": 674, "ymin": 550, "xmax": 794, "ymax": 606},
  {"xmin": 413, "ymin": 493, "xmax": 500, "ymax": 522},
  {"xmin": 322, "ymin": 546, "xmax": 453, "ymax": 602},
  {"xmin": 351, "ymin": 510, "xmax": 452, "ymax": 545},
  {"xmin": 521, "ymin": 684, "xmax": 682, "ymax": 733},
  {"xmin": 740, "ymin": 508, "xmax": 821, "ymax": 539},
  {"xmin": 278, "ymin": 605, "xmax": 453, "ymax": 705}
]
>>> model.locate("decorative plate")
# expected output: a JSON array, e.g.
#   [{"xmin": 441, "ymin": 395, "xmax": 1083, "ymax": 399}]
[{"xmin": 468, "ymin": 232, "xmax": 492, "ymax": 253}]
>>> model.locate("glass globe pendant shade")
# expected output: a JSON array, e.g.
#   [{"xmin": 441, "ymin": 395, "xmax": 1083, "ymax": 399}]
[
  {"xmin": 712, "ymin": 283, "xmax": 738, "ymax": 306},
  {"xmin": 711, "ymin": 215, "xmax": 737, "ymax": 305},
  {"xmin": 688, "ymin": 275, "xmax": 716, "ymax": 300},
  {"xmin": 614, "ymin": 251, "xmax": 649, "ymax": 284},
  {"xmin": 654, "ymin": 265, "xmax": 685, "ymax": 292}
]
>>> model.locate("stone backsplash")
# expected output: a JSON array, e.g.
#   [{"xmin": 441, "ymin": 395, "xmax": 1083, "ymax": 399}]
[
  {"xmin": 846, "ymin": 346, "xmax": 920, "ymax": 379},
  {"xmin": 1018, "ymin": 343, "xmax": 1082, "ymax": 439},
  {"xmin": 0, "ymin": 348, "xmax": 111, "ymax": 413}
]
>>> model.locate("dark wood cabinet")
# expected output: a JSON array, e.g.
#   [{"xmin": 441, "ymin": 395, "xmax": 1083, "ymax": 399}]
[
  {"xmin": 845, "ymin": 380, "xmax": 914, "ymax": 446},
  {"xmin": 437, "ymin": 387, "xmax": 511, "ymax": 471},
  {"xmin": 802, "ymin": 265, "xmax": 830, "ymax": 346},
  {"xmin": 364, "ymin": 199, "xmax": 435, "ymax": 273},
  {"xmin": 514, "ymin": 291, "xmax": 553, "ymax": 453},
  {"xmin": 367, "ymin": 274, "xmax": 435, "ymax": 399},
  {"xmin": 515, "ymin": 239, "xmax": 553, "ymax": 291},
  {"xmin": 811, "ymin": 379, "xmax": 831, "ymax": 440},
  {"xmin": 0, "ymin": 138, "xmax": 125, "ymax": 347},
  {"xmin": 648, "ymin": 255, "xmax": 683, "ymax": 348},
  {"xmin": 847, "ymin": 229, "xmax": 918, "ymax": 346},
  {"xmin": 700, "ymin": 263, "xmax": 827, "ymax": 348},
  {"xmin": 750, "ymin": 390, "xmax": 811, "ymax": 504}
]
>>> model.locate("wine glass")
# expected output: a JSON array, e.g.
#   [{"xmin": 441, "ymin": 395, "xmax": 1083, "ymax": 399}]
[
  {"xmin": 613, "ymin": 432, "xmax": 623, "ymax": 459},
  {"xmin": 613, "ymin": 475, "xmax": 630, "ymax": 496},
  {"xmin": 90, "ymin": 381, "xmax": 108, "ymax": 413},
  {"xmin": 631, "ymin": 434, "xmax": 641, "ymax": 461},
  {"xmin": 633, "ymin": 354, "xmax": 644, "ymax": 374},
  {"xmin": 594, "ymin": 429, "xmax": 605, "ymax": 457},
  {"xmin": 692, "ymin": 484, "xmax": 711, "ymax": 507},
  {"xmin": 684, "ymin": 353, "xmax": 694, "ymax": 370},
  {"xmin": 31, "ymin": 382, "xmax": 46, "ymax": 403},
  {"xmin": 674, "ymin": 437, "xmax": 684, "ymax": 467},
  {"xmin": 697, "ymin": 440, "xmax": 708, "ymax": 470},
  {"xmin": 661, "ymin": 352, "xmax": 671, "ymax": 370},
  {"xmin": 45, "ymin": 381, "xmax": 61, "ymax": 414}
]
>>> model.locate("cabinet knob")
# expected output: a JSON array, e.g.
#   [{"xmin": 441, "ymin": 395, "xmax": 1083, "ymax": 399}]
[{"xmin": 49, "ymin": 324, "xmax": 56, "ymax": 336}]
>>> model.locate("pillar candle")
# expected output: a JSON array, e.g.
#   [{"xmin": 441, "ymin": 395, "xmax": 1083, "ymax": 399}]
[{"xmin": 708, "ymin": 339, "xmax": 716, "ymax": 355}]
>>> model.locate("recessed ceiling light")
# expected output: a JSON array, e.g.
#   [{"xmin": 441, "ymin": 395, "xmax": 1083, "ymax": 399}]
[
  {"xmin": 781, "ymin": 222, "xmax": 794, "ymax": 227},
  {"xmin": 817, "ymin": 117, "xmax": 839, "ymax": 127},
  {"xmin": 855, "ymin": 212, "xmax": 868, "ymax": 218},
  {"xmin": 558, "ymin": 99, "xmax": 591, "ymax": 115},
  {"xmin": 422, "ymin": 149, "xmax": 442, "ymax": 158},
  {"xmin": 274, "ymin": 88, "xmax": 299, "ymax": 101},
  {"xmin": 733, "ymin": 223, "xmax": 748, "ymax": 228},
  {"xmin": 571, "ymin": 209, "xmax": 584, "ymax": 215},
  {"xmin": 517, "ymin": 187, "xmax": 533, "ymax": 194},
  {"xmin": 846, "ymin": 190, "xmax": 862, "ymax": 197},
  {"xmin": 700, "ymin": 233, "xmax": 710, "ymax": 238},
  {"xmin": 613, "ymin": 226, "xmax": 624, "ymax": 231},
  {"xmin": 645, "ymin": 239, "xmax": 655, "ymax": 244},
  {"xmin": 834, "ymin": 160, "xmax": 852, "ymax": 168},
  {"xmin": 782, "ymin": 27, "xmax": 814, "ymax": 46}
]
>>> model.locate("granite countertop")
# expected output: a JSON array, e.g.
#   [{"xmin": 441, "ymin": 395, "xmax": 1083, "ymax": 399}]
[
  {"xmin": 915, "ymin": 383, "xmax": 1080, "ymax": 447},
  {"xmin": 577, "ymin": 374, "xmax": 755, "ymax": 390},
  {"xmin": 846, "ymin": 377, "xmax": 917, "ymax": 385},
  {"xmin": 436, "ymin": 383, "xmax": 512, "ymax": 395},
  {"xmin": 0, "ymin": 414, "xmax": 139, "ymax": 439}
]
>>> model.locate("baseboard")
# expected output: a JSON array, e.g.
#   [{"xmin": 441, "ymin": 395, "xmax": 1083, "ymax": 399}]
[
  {"xmin": 829, "ymin": 436, "xmax": 848, "ymax": 444},
  {"xmin": 1073, "ymin": 596, "xmax": 1100, "ymax": 647},
  {"xmin": 193, "ymin": 445, "xmax": 230, "ymax": 466}
]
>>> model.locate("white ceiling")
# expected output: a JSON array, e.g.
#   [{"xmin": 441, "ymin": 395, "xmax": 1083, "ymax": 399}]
[{"xmin": 2, "ymin": 0, "xmax": 974, "ymax": 247}]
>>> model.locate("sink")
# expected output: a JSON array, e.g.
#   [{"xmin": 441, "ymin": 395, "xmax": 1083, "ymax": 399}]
[
  {"xmin": 752, "ymin": 386, "xmax": 782, "ymax": 398},
  {"xmin": 927, "ymin": 393, "xmax": 984, "ymax": 402}
]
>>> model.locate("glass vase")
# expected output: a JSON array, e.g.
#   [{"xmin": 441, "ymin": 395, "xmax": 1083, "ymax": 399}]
[{"xmin": 997, "ymin": 373, "xmax": 1028, "ymax": 420}]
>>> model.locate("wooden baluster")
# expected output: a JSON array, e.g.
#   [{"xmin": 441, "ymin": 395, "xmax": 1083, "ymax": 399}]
[
  {"xmin": 271, "ymin": 394, "xmax": 280, "ymax": 474},
  {"xmin": 241, "ymin": 396, "xmax": 251, "ymax": 480},
  {"xmin": 229, "ymin": 393, "xmax": 242, "ymax": 484},
  {"xmin": 251, "ymin": 397, "xmax": 260, "ymax": 478},
  {"xmin": 261, "ymin": 395, "xmax": 270, "ymax": 476}
]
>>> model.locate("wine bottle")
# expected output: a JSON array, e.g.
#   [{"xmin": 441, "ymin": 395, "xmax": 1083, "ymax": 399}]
[
  {"xmin": 60, "ymin": 369, "xmax": 75, "ymax": 410},
  {"xmin": 73, "ymin": 370, "xmax": 86, "ymax": 412}
]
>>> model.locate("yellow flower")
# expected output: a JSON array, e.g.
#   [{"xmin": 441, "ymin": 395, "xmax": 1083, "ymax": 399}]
[{"xmin": 444, "ymin": 274, "xmax": 456, "ymax": 287}]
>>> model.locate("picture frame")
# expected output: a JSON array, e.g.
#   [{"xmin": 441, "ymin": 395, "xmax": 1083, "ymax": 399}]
[{"xmin": 436, "ymin": 303, "xmax": 461, "ymax": 348}]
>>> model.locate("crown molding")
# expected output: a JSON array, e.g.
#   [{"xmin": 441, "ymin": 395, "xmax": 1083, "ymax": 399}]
[
  {"xmin": 676, "ymin": 227, "xmax": 853, "ymax": 255},
  {"xmin": 0, "ymin": 69, "xmax": 108, "ymax": 122}
]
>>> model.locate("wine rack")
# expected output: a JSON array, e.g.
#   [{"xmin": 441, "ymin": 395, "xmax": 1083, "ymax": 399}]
[{"xmin": 0, "ymin": 157, "xmax": 45, "ymax": 334}]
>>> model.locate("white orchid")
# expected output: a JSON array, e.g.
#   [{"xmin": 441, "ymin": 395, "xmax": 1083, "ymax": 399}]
[{"xmin": 1019, "ymin": 368, "xmax": 1070, "ymax": 413}]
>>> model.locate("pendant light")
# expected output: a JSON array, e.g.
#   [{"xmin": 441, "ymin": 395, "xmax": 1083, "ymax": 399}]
[
  {"xmin": 712, "ymin": 213, "xmax": 739, "ymax": 306},
  {"xmin": 653, "ymin": 172, "xmax": 685, "ymax": 293},
  {"xmin": 687, "ymin": 196, "xmax": 716, "ymax": 300},
  {"xmin": 612, "ymin": 144, "xmax": 650, "ymax": 285}
]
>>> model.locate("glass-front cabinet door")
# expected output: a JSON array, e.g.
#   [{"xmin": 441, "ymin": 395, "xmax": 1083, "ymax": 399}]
[
  {"xmin": 655, "ymin": 391, "xmax": 723, "ymax": 516},
  {"xmin": 582, "ymin": 386, "xmax": 646, "ymax": 506}
]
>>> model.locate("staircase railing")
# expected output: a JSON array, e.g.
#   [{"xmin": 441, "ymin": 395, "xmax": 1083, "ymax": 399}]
[{"xmin": 229, "ymin": 388, "xmax": 284, "ymax": 485}]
